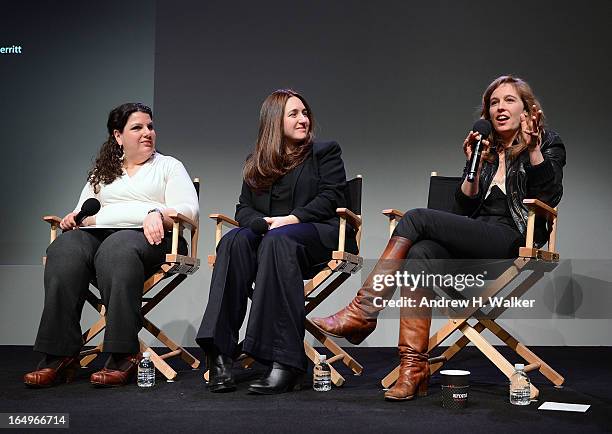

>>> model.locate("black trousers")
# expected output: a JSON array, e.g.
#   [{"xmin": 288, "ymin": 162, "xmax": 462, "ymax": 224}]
[
  {"xmin": 393, "ymin": 208, "xmax": 524, "ymax": 261},
  {"xmin": 196, "ymin": 223, "xmax": 332, "ymax": 371},
  {"xmin": 34, "ymin": 229, "xmax": 181, "ymax": 357}
]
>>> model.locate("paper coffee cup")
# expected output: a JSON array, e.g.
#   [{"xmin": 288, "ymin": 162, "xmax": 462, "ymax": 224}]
[{"xmin": 440, "ymin": 370, "xmax": 470, "ymax": 409}]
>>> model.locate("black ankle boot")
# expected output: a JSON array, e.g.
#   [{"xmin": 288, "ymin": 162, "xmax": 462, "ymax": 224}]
[
  {"xmin": 206, "ymin": 347, "xmax": 236, "ymax": 393},
  {"xmin": 248, "ymin": 362, "xmax": 304, "ymax": 395}
]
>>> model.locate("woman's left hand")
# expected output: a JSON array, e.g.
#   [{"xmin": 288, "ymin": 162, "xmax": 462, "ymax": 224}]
[
  {"xmin": 520, "ymin": 104, "xmax": 543, "ymax": 150},
  {"xmin": 143, "ymin": 211, "xmax": 165, "ymax": 245},
  {"xmin": 264, "ymin": 215, "xmax": 300, "ymax": 230}
]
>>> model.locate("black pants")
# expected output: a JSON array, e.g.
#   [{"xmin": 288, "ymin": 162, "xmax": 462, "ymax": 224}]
[
  {"xmin": 34, "ymin": 229, "xmax": 181, "ymax": 357},
  {"xmin": 393, "ymin": 208, "xmax": 524, "ymax": 261},
  {"xmin": 196, "ymin": 223, "xmax": 332, "ymax": 371}
]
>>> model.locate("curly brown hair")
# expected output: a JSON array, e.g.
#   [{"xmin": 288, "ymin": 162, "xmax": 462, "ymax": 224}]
[
  {"xmin": 87, "ymin": 103, "xmax": 153, "ymax": 193},
  {"xmin": 243, "ymin": 89, "xmax": 314, "ymax": 191}
]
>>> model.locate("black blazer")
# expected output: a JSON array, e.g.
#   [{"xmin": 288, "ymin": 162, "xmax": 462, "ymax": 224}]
[{"xmin": 235, "ymin": 141, "xmax": 357, "ymax": 253}]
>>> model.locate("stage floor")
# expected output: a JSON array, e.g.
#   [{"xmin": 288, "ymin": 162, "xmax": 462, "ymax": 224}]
[{"xmin": 1, "ymin": 346, "xmax": 610, "ymax": 433}]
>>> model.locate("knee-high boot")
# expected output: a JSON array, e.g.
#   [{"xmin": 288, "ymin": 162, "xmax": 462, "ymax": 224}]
[
  {"xmin": 312, "ymin": 236, "xmax": 412, "ymax": 344},
  {"xmin": 384, "ymin": 286, "xmax": 431, "ymax": 401}
]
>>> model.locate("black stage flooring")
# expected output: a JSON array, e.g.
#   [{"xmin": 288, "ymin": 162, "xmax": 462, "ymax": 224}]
[{"xmin": 1, "ymin": 346, "xmax": 610, "ymax": 433}]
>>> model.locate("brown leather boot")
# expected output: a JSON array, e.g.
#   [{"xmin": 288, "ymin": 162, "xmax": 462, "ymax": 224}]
[
  {"xmin": 312, "ymin": 236, "xmax": 412, "ymax": 344},
  {"xmin": 24, "ymin": 356, "xmax": 80, "ymax": 388},
  {"xmin": 384, "ymin": 286, "xmax": 431, "ymax": 401},
  {"xmin": 90, "ymin": 354, "xmax": 141, "ymax": 387}
]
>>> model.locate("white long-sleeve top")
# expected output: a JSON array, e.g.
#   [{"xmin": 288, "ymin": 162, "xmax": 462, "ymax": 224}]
[{"xmin": 74, "ymin": 153, "xmax": 199, "ymax": 226}]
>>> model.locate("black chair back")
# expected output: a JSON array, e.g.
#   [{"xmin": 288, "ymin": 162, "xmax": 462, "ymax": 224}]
[
  {"xmin": 345, "ymin": 176, "xmax": 363, "ymax": 215},
  {"xmin": 193, "ymin": 178, "xmax": 200, "ymax": 198},
  {"xmin": 427, "ymin": 175, "xmax": 462, "ymax": 213}
]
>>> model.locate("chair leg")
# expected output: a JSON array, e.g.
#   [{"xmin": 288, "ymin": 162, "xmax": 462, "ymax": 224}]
[
  {"xmin": 459, "ymin": 323, "xmax": 539, "ymax": 399},
  {"xmin": 479, "ymin": 318, "xmax": 565, "ymax": 386},
  {"xmin": 80, "ymin": 295, "xmax": 107, "ymax": 368},
  {"xmin": 305, "ymin": 319, "xmax": 363, "ymax": 375},
  {"xmin": 304, "ymin": 341, "xmax": 345, "ymax": 387},
  {"xmin": 142, "ymin": 318, "xmax": 200, "ymax": 369},
  {"xmin": 79, "ymin": 343, "xmax": 103, "ymax": 367},
  {"xmin": 82, "ymin": 315, "xmax": 107, "ymax": 345},
  {"xmin": 381, "ymin": 366, "xmax": 400, "ymax": 389},
  {"xmin": 382, "ymin": 258, "xmax": 533, "ymax": 388},
  {"xmin": 139, "ymin": 340, "xmax": 177, "ymax": 381}
]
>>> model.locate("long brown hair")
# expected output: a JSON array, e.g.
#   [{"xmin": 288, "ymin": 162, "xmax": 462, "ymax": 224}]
[
  {"xmin": 87, "ymin": 103, "xmax": 153, "ymax": 193},
  {"xmin": 243, "ymin": 89, "xmax": 314, "ymax": 191},
  {"xmin": 480, "ymin": 75, "xmax": 544, "ymax": 162}
]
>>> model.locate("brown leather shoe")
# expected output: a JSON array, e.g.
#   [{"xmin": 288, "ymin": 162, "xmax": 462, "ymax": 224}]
[
  {"xmin": 90, "ymin": 354, "xmax": 141, "ymax": 387},
  {"xmin": 24, "ymin": 357, "xmax": 79, "ymax": 388},
  {"xmin": 312, "ymin": 236, "xmax": 412, "ymax": 344},
  {"xmin": 385, "ymin": 286, "xmax": 431, "ymax": 401}
]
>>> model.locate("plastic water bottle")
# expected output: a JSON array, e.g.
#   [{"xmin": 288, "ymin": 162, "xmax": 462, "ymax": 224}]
[
  {"xmin": 509, "ymin": 363, "xmax": 530, "ymax": 405},
  {"xmin": 137, "ymin": 352, "xmax": 155, "ymax": 388},
  {"xmin": 313, "ymin": 354, "xmax": 332, "ymax": 392}
]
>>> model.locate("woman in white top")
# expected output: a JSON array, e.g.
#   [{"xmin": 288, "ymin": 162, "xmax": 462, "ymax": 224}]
[{"xmin": 24, "ymin": 103, "xmax": 199, "ymax": 388}]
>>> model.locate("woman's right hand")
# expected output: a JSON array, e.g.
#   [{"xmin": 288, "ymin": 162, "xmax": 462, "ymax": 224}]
[
  {"xmin": 463, "ymin": 130, "xmax": 479, "ymax": 161},
  {"xmin": 462, "ymin": 130, "xmax": 491, "ymax": 164},
  {"xmin": 60, "ymin": 212, "xmax": 79, "ymax": 231}
]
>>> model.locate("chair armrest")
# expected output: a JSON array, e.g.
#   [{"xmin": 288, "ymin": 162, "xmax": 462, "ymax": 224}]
[
  {"xmin": 208, "ymin": 214, "xmax": 239, "ymax": 259},
  {"xmin": 208, "ymin": 213, "xmax": 239, "ymax": 228},
  {"xmin": 335, "ymin": 208, "xmax": 362, "ymax": 253},
  {"xmin": 381, "ymin": 209, "xmax": 405, "ymax": 219},
  {"xmin": 43, "ymin": 215, "xmax": 62, "ymax": 225},
  {"xmin": 336, "ymin": 208, "xmax": 362, "ymax": 229},
  {"xmin": 167, "ymin": 212, "xmax": 199, "ymax": 230},
  {"xmin": 43, "ymin": 215, "xmax": 62, "ymax": 244},
  {"xmin": 522, "ymin": 199, "xmax": 557, "ymax": 219},
  {"xmin": 382, "ymin": 209, "xmax": 405, "ymax": 239},
  {"xmin": 167, "ymin": 213, "xmax": 200, "ymax": 258},
  {"xmin": 521, "ymin": 198, "xmax": 559, "ymax": 257}
]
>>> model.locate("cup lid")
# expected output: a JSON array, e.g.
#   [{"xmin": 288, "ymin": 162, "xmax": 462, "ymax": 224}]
[{"xmin": 440, "ymin": 369, "xmax": 470, "ymax": 376}]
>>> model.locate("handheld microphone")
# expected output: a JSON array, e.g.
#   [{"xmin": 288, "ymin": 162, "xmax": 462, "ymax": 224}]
[
  {"xmin": 75, "ymin": 198, "xmax": 101, "ymax": 225},
  {"xmin": 466, "ymin": 119, "xmax": 492, "ymax": 183},
  {"xmin": 250, "ymin": 218, "xmax": 270, "ymax": 236}
]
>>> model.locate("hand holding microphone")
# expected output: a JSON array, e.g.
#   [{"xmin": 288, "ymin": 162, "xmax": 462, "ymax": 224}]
[
  {"xmin": 249, "ymin": 215, "xmax": 300, "ymax": 235},
  {"xmin": 250, "ymin": 218, "xmax": 270, "ymax": 236},
  {"xmin": 60, "ymin": 198, "xmax": 101, "ymax": 230},
  {"xmin": 465, "ymin": 119, "xmax": 492, "ymax": 183}
]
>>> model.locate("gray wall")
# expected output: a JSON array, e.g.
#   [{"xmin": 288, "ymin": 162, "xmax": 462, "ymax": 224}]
[
  {"xmin": 0, "ymin": 0, "xmax": 156, "ymax": 264},
  {"xmin": 1, "ymin": 0, "xmax": 611, "ymax": 347}
]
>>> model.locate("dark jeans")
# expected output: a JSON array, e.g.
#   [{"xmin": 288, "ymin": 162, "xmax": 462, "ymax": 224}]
[
  {"xmin": 34, "ymin": 229, "xmax": 182, "ymax": 356},
  {"xmin": 196, "ymin": 223, "xmax": 332, "ymax": 371},
  {"xmin": 394, "ymin": 208, "xmax": 524, "ymax": 261}
]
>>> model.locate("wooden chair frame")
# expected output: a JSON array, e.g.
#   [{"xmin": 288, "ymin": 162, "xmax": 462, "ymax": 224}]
[
  {"xmin": 205, "ymin": 176, "xmax": 364, "ymax": 386},
  {"xmin": 379, "ymin": 172, "xmax": 564, "ymax": 399},
  {"xmin": 42, "ymin": 178, "xmax": 202, "ymax": 381}
]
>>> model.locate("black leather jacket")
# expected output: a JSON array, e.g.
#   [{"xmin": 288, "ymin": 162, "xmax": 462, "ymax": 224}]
[{"xmin": 454, "ymin": 129, "xmax": 566, "ymax": 248}]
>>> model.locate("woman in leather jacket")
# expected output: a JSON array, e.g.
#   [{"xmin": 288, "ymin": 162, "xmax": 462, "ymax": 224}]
[{"xmin": 312, "ymin": 75, "xmax": 566, "ymax": 401}]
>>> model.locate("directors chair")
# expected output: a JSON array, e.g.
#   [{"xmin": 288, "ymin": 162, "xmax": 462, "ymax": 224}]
[
  {"xmin": 206, "ymin": 176, "xmax": 365, "ymax": 386},
  {"xmin": 42, "ymin": 178, "xmax": 202, "ymax": 381},
  {"xmin": 380, "ymin": 172, "xmax": 564, "ymax": 399}
]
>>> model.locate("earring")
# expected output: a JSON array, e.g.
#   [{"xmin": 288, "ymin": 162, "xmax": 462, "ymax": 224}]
[{"xmin": 117, "ymin": 143, "xmax": 124, "ymax": 162}]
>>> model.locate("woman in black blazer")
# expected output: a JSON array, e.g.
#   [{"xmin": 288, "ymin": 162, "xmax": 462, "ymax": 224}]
[{"xmin": 196, "ymin": 89, "xmax": 355, "ymax": 394}]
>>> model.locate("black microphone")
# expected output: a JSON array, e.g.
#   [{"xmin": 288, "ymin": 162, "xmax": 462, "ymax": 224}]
[
  {"xmin": 466, "ymin": 119, "xmax": 492, "ymax": 183},
  {"xmin": 75, "ymin": 198, "xmax": 101, "ymax": 225},
  {"xmin": 250, "ymin": 218, "xmax": 270, "ymax": 236}
]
